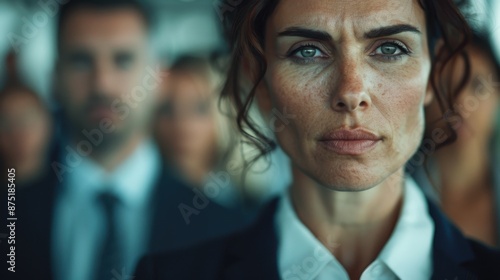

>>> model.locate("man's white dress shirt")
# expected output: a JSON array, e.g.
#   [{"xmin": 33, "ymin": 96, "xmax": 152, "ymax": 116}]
[{"xmin": 52, "ymin": 140, "xmax": 161, "ymax": 280}]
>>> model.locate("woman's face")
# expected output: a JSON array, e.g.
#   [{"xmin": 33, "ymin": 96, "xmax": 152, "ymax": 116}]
[
  {"xmin": 449, "ymin": 46, "xmax": 499, "ymax": 149},
  {"xmin": 155, "ymin": 71, "xmax": 217, "ymax": 171},
  {"xmin": 259, "ymin": 0, "xmax": 432, "ymax": 190},
  {"xmin": 0, "ymin": 91, "xmax": 51, "ymax": 168}
]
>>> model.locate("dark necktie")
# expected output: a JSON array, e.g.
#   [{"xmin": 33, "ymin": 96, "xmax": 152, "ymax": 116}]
[{"xmin": 94, "ymin": 191, "xmax": 124, "ymax": 280}]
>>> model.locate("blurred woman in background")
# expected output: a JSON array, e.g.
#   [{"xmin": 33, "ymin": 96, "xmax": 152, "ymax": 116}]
[
  {"xmin": 155, "ymin": 56, "xmax": 225, "ymax": 185},
  {"xmin": 154, "ymin": 55, "xmax": 247, "ymax": 207},
  {"xmin": 0, "ymin": 51, "xmax": 53, "ymax": 187},
  {"xmin": 415, "ymin": 31, "xmax": 500, "ymax": 247},
  {"xmin": 154, "ymin": 55, "xmax": 292, "ymax": 207}
]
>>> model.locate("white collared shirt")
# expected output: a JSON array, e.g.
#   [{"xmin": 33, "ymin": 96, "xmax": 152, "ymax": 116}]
[
  {"xmin": 275, "ymin": 176, "xmax": 434, "ymax": 280},
  {"xmin": 52, "ymin": 140, "xmax": 161, "ymax": 280}
]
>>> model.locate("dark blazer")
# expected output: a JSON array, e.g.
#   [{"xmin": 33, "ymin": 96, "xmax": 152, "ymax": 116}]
[
  {"xmin": 134, "ymin": 197, "xmax": 500, "ymax": 280},
  {"xmin": 0, "ymin": 158, "xmax": 253, "ymax": 280}
]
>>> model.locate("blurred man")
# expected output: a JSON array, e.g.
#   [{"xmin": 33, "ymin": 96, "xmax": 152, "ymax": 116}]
[
  {"xmin": 52, "ymin": 1, "xmax": 160, "ymax": 280},
  {"xmin": 0, "ymin": 71, "xmax": 53, "ymax": 187},
  {"xmin": 2, "ymin": 1, "xmax": 249, "ymax": 280}
]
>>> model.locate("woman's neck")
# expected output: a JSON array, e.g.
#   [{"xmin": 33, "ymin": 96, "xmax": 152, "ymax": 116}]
[
  {"xmin": 289, "ymin": 166, "xmax": 404, "ymax": 279},
  {"xmin": 436, "ymin": 142, "xmax": 491, "ymax": 196},
  {"xmin": 435, "ymin": 142, "xmax": 497, "ymax": 247},
  {"xmin": 175, "ymin": 156, "xmax": 215, "ymax": 187}
]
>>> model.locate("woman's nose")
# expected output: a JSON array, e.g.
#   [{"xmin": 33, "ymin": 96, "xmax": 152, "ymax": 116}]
[{"xmin": 330, "ymin": 58, "xmax": 372, "ymax": 112}]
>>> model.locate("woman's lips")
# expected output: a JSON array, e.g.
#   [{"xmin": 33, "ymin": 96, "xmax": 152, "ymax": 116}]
[{"xmin": 318, "ymin": 128, "xmax": 381, "ymax": 155}]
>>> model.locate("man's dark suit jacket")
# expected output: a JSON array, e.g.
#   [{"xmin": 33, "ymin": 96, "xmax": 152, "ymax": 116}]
[
  {"xmin": 134, "ymin": 197, "xmax": 500, "ymax": 280},
  {"xmin": 0, "ymin": 157, "xmax": 253, "ymax": 280}
]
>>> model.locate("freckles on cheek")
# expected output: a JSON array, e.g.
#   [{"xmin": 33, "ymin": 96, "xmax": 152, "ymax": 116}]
[
  {"xmin": 268, "ymin": 64, "xmax": 330, "ymax": 108},
  {"xmin": 269, "ymin": 72, "xmax": 332, "ymax": 135},
  {"xmin": 378, "ymin": 59, "xmax": 429, "ymax": 124},
  {"xmin": 265, "ymin": 67, "xmax": 330, "ymax": 152},
  {"xmin": 381, "ymin": 74, "xmax": 427, "ymax": 155},
  {"xmin": 268, "ymin": 68, "xmax": 307, "ymax": 109}
]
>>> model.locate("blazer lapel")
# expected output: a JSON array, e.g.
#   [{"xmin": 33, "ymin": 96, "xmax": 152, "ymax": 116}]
[
  {"xmin": 427, "ymin": 199, "xmax": 479, "ymax": 280},
  {"xmin": 222, "ymin": 199, "xmax": 281, "ymax": 280},
  {"xmin": 147, "ymin": 168, "xmax": 182, "ymax": 252}
]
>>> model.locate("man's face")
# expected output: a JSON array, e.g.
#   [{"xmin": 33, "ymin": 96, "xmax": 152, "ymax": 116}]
[{"xmin": 57, "ymin": 7, "xmax": 156, "ymax": 144}]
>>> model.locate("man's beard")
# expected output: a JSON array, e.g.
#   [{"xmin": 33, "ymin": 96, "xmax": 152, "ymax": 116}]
[
  {"xmin": 64, "ymin": 91, "xmax": 152, "ymax": 158},
  {"xmin": 71, "ymin": 118, "xmax": 136, "ymax": 159}
]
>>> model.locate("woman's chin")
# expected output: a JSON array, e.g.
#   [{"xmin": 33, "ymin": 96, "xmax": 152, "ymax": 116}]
[{"xmin": 313, "ymin": 172, "xmax": 391, "ymax": 192}]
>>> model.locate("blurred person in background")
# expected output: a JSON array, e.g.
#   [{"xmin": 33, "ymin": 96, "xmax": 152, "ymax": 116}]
[
  {"xmin": 3, "ymin": 1, "xmax": 250, "ymax": 280},
  {"xmin": 413, "ymin": 31, "xmax": 500, "ymax": 248},
  {"xmin": 154, "ymin": 55, "xmax": 243, "ymax": 207},
  {"xmin": 154, "ymin": 55, "xmax": 291, "ymax": 207},
  {"xmin": 0, "ymin": 51, "xmax": 53, "ymax": 187},
  {"xmin": 155, "ymin": 57, "xmax": 229, "ymax": 184}
]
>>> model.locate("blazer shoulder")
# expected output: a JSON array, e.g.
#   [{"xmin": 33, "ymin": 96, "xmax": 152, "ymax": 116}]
[
  {"xmin": 135, "ymin": 198, "xmax": 281, "ymax": 280},
  {"xmin": 466, "ymin": 239, "xmax": 500, "ymax": 270},
  {"xmin": 134, "ymin": 232, "xmax": 239, "ymax": 280}
]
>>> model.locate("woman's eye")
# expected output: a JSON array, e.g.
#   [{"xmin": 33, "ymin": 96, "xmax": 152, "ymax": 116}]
[
  {"xmin": 300, "ymin": 47, "xmax": 318, "ymax": 57},
  {"xmin": 291, "ymin": 46, "xmax": 325, "ymax": 59},
  {"xmin": 380, "ymin": 44, "xmax": 398, "ymax": 55},
  {"xmin": 373, "ymin": 42, "xmax": 409, "ymax": 58}
]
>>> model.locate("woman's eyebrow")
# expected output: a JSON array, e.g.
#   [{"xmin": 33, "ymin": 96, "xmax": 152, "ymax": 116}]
[
  {"xmin": 277, "ymin": 24, "xmax": 421, "ymax": 41},
  {"xmin": 277, "ymin": 27, "xmax": 332, "ymax": 41},
  {"xmin": 364, "ymin": 24, "xmax": 421, "ymax": 38}
]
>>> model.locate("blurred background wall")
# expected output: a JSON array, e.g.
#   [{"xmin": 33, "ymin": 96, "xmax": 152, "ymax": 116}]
[{"xmin": 0, "ymin": 0, "xmax": 227, "ymax": 105}]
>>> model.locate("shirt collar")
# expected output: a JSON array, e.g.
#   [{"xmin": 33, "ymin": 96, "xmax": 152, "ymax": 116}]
[
  {"xmin": 63, "ymin": 139, "xmax": 161, "ymax": 208},
  {"xmin": 275, "ymin": 175, "xmax": 434, "ymax": 280},
  {"xmin": 377, "ymin": 176, "xmax": 434, "ymax": 279},
  {"xmin": 275, "ymin": 189, "xmax": 333, "ymax": 280}
]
